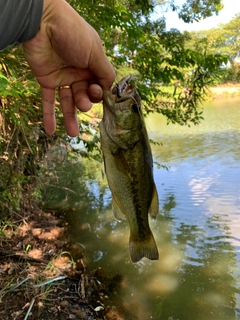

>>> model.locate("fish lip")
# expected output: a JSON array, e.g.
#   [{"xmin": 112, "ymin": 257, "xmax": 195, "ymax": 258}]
[
  {"xmin": 102, "ymin": 76, "xmax": 139, "ymax": 114},
  {"xmin": 111, "ymin": 75, "xmax": 136, "ymax": 100},
  {"xmin": 114, "ymin": 86, "xmax": 136, "ymax": 103},
  {"xmin": 102, "ymin": 84, "xmax": 136, "ymax": 106},
  {"xmin": 111, "ymin": 75, "xmax": 132, "ymax": 96}
]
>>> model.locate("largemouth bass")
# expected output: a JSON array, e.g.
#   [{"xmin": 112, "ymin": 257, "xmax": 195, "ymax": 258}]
[{"xmin": 100, "ymin": 76, "xmax": 159, "ymax": 263}]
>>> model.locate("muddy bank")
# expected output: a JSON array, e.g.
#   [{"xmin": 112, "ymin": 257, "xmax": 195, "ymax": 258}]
[{"xmin": 0, "ymin": 208, "xmax": 131, "ymax": 320}]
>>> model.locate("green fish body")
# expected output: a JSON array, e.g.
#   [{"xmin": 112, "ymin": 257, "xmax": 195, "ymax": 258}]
[{"xmin": 100, "ymin": 76, "xmax": 159, "ymax": 263}]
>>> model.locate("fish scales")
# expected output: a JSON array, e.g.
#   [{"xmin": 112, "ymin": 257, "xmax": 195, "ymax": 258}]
[{"xmin": 100, "ymin": 76, "xmax": 159, "ymax": 263}]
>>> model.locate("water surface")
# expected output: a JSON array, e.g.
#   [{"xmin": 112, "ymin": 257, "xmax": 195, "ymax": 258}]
[{"xmin": 45, "ymin": 97, "xmax": 240, "ymax": 320}]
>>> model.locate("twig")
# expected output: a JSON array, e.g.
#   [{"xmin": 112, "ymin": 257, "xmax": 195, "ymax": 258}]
[
  {"xmin": 4, "ymin": 277, "xmax": 31, "ymax": 293},
  {"xmin": 2, "ymin": 275, "xmax": 66, "ymax": 296},
  {"xmin": 33, "ymin": 275, "xmax": 67, "ymax": 288},
  {"xmin": 80, "ymin": 274, "xmax": 85, "ymax": 299},
  {"xmin": 0, "ymin": 251, "xmax": 48, "ymax": 264},
  {"xmin": 45, "ymin": 184, "xmax": 76, "ymax": 194},
  {"xmin": 23, "ymin": 298, "xmax": 35, "ymax": 320}
]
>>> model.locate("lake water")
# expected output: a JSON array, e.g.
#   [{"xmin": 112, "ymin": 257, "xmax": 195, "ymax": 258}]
[{"xmin": 44, "ymin": 97, "xmax": 240, "ymax": 320}]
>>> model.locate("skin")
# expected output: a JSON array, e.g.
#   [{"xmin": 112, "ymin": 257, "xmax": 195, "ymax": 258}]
[{"xmin": 22, "ymin": 0, "xmax": 115, "ymax": 137}]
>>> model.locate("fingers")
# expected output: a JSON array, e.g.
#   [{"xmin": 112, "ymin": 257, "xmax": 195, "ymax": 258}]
[
  {"xmin": 41, "ymin": 87, "xmax": 56, "ymax": 135},
  {"xmin": 72, "ymin": 80, "xmax": 93, "ymax": 112},
  {"xmin": 88, "ymin": 83, "xmax": 103, "ymax": 103},
  {"xmin": 42, "ymin": 86, "xmax": 79, "ymax": 137},
  {"xmin": 58, "ymin": 86, "xmax": 79, "ymax": 137},
  {"xmin": 41, "ymin": 81, "xmax": 103, "ymax": 137},
  {"xmin": 58, "ymin": 81, "xmax": 101, "ymax": 137}
]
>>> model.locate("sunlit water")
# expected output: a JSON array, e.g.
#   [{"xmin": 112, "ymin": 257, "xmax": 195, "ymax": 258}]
[{"xmin": 45, "ymin": 97, "xmax": 240, "ymax": 320}]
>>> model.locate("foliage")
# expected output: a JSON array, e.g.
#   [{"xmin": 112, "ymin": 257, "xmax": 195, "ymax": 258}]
[
  {"xmin": 215, "ymin": 13, "xmax": 240, "ymax": 63},
  {"xmin": 0, "ymin": 48, "xmax": 100, "ymax": 215},
  {"xmin": 172, "ymin": 0, "xmax": 223, "ymax": 23},
  {"xmin": 221, "ymin": 61, "xmax": 240, "ymax": 83},
  {"xmin": 183, "ymin": 13, "xmax": 240, "ymax": 83},
  {"xmin": 0, "ymin": 47, "xmax": 42, "ymax": 214},
  {"xmin": 185, "ymin": 14, "xmax": 240, "ymax": 61},
  {"xmin": 70, "ymin": 0, "xmax": 226, "ymax": 125}
]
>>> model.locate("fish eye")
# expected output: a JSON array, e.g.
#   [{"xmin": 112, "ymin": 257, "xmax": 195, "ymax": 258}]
[{"xmin": 132, "ymin": 103, "xmax": 140, "ymax": 113}]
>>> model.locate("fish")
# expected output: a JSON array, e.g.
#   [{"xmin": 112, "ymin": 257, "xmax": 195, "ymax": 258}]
[{"xmin": 100, "ymin": 76, "xmax": 159, "ymax": 263}]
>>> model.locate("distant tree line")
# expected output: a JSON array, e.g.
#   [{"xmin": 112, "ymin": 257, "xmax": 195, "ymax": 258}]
[{"xmin": 184, "ymin": 12, "xmax": 240, "ymax": 83}]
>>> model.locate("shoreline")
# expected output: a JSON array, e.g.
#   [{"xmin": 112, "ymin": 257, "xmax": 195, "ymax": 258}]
[
  {"xmin": 209, "ymin": 84, "xmax": 240, "ymax": 99},
  {"xmin": 0, "ymin": 208, "xmax": 124, "ymax": 320}
]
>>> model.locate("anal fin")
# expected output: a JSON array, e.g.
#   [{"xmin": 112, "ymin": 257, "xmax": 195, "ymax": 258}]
[{"xmin": 148, "ymin": 183, "xmax": 159, "ymax": 219}]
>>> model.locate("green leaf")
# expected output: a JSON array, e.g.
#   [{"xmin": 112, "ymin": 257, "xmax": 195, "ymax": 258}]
[{"xmin": 0, "ymin": 73, "xmax": 8, "ymax": 93}]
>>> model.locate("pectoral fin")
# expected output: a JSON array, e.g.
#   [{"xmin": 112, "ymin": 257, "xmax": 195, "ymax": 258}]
[
  {"xmin": 114, "ymin": 150, "xmax": 133, "ymax": 181},
  {"xmin": 112, "ymin": 196, "xmax": 125, "ymax": 221},
  {"xmin": 148, "ymin": 183, "xmax": 159, "ymax": 219}
]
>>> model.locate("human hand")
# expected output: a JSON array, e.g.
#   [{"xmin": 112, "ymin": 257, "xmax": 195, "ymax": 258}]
[{"xmin": 23, "ymin": 0, "xmax": 115, "ymax": 137}]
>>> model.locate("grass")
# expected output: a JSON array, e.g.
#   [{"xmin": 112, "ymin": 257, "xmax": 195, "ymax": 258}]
[{"xmin": 0, "ymin": 219, "xmax": 16, "ymax": 237}]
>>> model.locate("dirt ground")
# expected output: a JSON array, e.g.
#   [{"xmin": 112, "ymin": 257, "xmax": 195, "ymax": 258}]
[{"xmin": 0, "ymin": 207, "xmax": 132, "ymax": 320}]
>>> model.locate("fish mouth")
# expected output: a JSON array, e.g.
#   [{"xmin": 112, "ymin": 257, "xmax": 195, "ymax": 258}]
[
  {"xmin": 102, "ymin": 75, "xmax": 141, "ymax": 114},
  {"xmin": 111, "ymin": 76, "xmax": 136, "ymax": 101}
]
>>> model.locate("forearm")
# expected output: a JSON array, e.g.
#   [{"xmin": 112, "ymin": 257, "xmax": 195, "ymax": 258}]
[{"xmin": 0, "ymin": 0, "xmax": 43, "ymax": 50}]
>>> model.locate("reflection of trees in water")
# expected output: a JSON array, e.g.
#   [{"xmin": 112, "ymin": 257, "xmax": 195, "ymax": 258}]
[
  {"xmin": 154, "ymin": 211, "xmax": 240, "ymax": 320},
  {"xmin": 43, "ymin": 159, "xmax": 240, "ymax": 320},
  {"xmin": 153, "ymin": 130, "xmax": 240, "ymax": 164},
  {"xmin": 43, "ymin": 152, "xmax": 108, "ymax": 212},
  {"xmin": 42, "ymin": 153, "xmax": 119, "ymax": 258},
  {"xmin": 162, "ymin": 194, "xmax": 177, "ymax": 214}
]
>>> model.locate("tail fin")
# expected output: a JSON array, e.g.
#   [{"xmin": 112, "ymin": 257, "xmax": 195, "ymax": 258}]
[{"xmin": 129, "ymin": 233, "xmax": 159, "ymax": 263}]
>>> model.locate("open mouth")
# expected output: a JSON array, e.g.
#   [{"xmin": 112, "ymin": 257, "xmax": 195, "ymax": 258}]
[{"xmin": 112, "ymin": 76, "xmax": 134, "ymax": 98}]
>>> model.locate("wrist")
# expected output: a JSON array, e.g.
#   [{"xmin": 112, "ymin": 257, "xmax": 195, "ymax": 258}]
[
  {"xmin": 41, "ymin": 0, "xmax": 58, "ymax": 25},
  {"xmin": 40, "ymin": 0, "xmax": 82, "ymax": 44}
]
